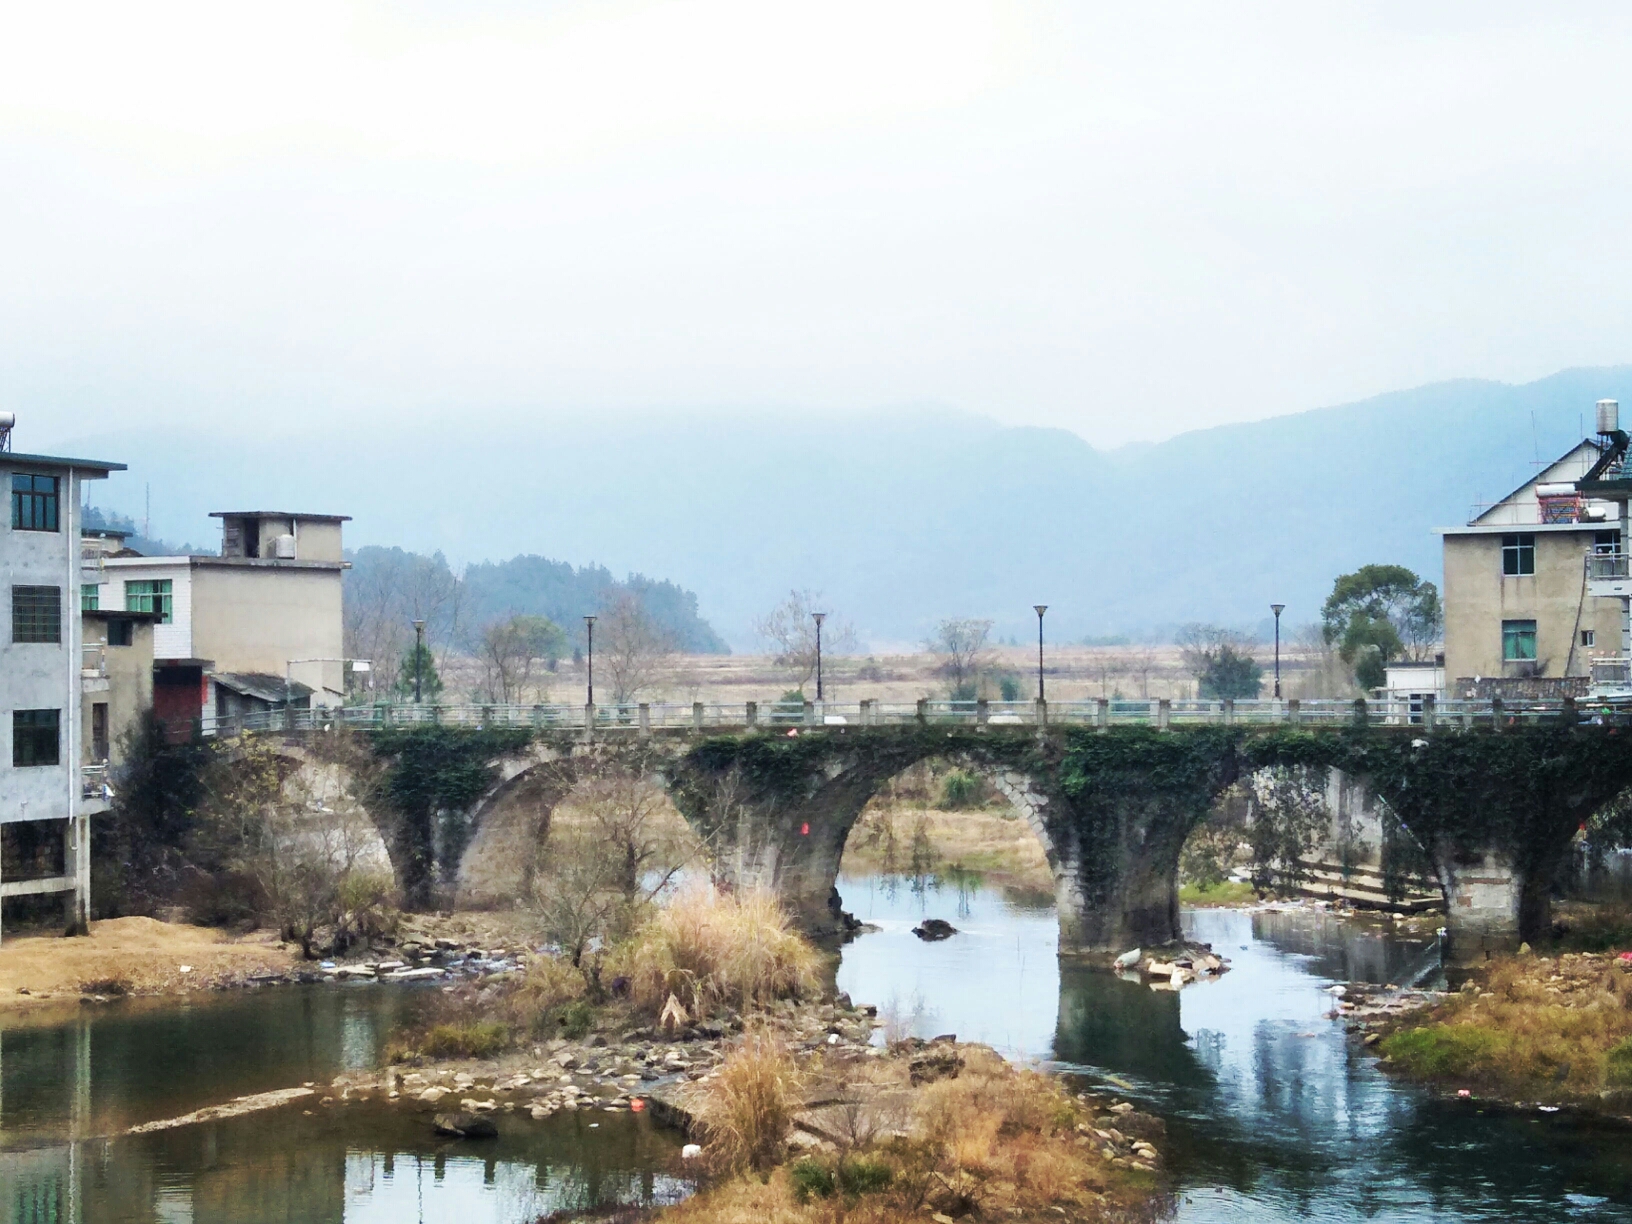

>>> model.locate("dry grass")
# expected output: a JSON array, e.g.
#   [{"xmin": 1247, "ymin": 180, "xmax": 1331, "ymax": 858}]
[
  {"xmin": 692, "ymin": 1030, "xmax": 804, "ymax": 1173},
  {"xmin": 1381, "ymin": 950, "xmax": 1632, "ymax": 1101},
  {"xmin": 604, "ymin": 886, "xmax": 823, "ymax": 1017},
  {"xmin": 660, "ymin": 1045, "xmax": 1162, "ymax": 1224},
  {"xmin": 844, "ymin": 805, "xmax": 1053, "ymax": 891}
]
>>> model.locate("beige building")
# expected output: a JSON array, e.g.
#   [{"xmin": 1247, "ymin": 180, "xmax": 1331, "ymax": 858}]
[
  {"xmin": 79, "ymin": 608, "xmax": 157, "ymax": 789},
  {"xmin": 90, "ymin": 511, "xmax": 350, "ymax": 730},
  {"xmin": 1442, "ymin": 439, "xmax": 1624, "ymax": 698}
]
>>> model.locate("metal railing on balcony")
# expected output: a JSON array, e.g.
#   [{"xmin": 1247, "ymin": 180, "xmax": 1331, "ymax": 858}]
[
  {"xmin": 80, "ymin": 643, "xmax": 106, "ymax": 678},
  {"xmin": 1588, "ymin": 551, "xmax": 1631, "ymax": 580},
  {"xmin": 81, "ymin": 763, "xmax": 111, "ymax": 801},
  {"xmin": 1591, "ymin": 657, "xmax": 1632, "ymax": 689}
]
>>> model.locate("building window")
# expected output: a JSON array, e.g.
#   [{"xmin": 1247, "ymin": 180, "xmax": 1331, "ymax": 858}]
[
  {"xmin": 1502, "ymin": 534, "xmax": 1536, "ymax": 576},
  {"xmin": 11, "ymin": 585, "xmax": 62, "ymax": 643},
  {"xmin": 82, "ymin": 583, "xmax": 100, "ymax": 611},
  {"xmin": 1582, "ymin": 629, "xmax": 1597, "ymax": 648},
  {"xmin": 1596, "ymin": 530, "xmax": 1623, "ymax": 556},
  {"xmin": 10, "ymin": 473, "xmax": 59, "ymax": 532},
  {"xmin": 1503, "ymin": 619, "xmax": 1538, "ymax": 662},
  {"xmin": 12, "ymin": 709, "xmax": 60, "ymax": 767},
  {"xmin": 108, "ymin": 618, "xmax": 133, "ymax": 647},
  {"xmin": 125, "ymin": 579, "xmax": 173, "ymax": 624}
]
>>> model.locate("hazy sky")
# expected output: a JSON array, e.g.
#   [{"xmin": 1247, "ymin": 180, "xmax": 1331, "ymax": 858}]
[{"xmin": 10, "ymin": 2, "xmax": 1632, "ymax": 450}]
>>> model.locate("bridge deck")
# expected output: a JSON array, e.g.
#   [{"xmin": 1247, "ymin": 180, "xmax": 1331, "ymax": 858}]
[{"xmin": 178, "ymin": 696, "xmax": 1590, "ymax": 739}]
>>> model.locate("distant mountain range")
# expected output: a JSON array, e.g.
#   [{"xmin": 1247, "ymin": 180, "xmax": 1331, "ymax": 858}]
[{"xmin": 50, "ymin": 366, "xmax": 1629, "ymax": 649}]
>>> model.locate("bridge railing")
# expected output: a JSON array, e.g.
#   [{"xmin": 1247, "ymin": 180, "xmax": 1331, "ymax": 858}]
[{"xmin": 180, "ymin": 694, "xmax": 1612, "ymax": 740}]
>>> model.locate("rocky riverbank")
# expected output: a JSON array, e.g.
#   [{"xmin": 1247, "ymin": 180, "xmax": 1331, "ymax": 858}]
[{"xmin": 1362, "ymin": 948, "xmax": 1632, "ymax": 1116}]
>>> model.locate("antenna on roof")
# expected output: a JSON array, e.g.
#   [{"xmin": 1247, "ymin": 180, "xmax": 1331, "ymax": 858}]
[{"xmin": 0, "ymin": 411, "xmax": 13, "ymax": 452}]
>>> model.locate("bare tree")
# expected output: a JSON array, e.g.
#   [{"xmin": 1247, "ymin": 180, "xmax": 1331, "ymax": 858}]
[
  {"xmin": 598, "ymin": 592, "xmax": 675, "ymax": 704},
  {"xmin": 1089, "ymin": 649, "xmax": 1125, "ymax": 699},
  {"xmin": 755, "ymin": 590, "xmax": 859, "ymax": 693},
  {"xmin": 343, "ymin": 549, "xmax": 464, "ymax": 701},
  {"xmin": 475, "ymin": 613, "xmax": 566, "ymax": 703},
  {"xmin": 1127, "ymin": 644, "xmax": 1157, "ymax": 699},
  {"xmin": 926, "ymin": 617, "xmax": 994, "ymax": 700},
  {"xmin": 528, "ymin": 762, "xmax": 698, "ymax": 964}
]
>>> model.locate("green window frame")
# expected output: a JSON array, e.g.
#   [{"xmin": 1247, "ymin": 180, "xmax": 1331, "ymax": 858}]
[
  {"xmin": 11, "ymin": 585, "xmax": 61, "ymax": 643},
  {"xmin": 1501, "ymin": 533, "xmax": 1535, "ymax": 576},
  {"xmin": 1502, "ymin": 619, "xmax": 1538, "ymax": 662},
  {"xmin": 125, "ymin": 578, "xmax": 173, "ymax": 624},
  {"xmin": 12, "ymin": 709, "xmax": 60, "ymax": 767},
  {"xmin": 82, "ymin": 583, "xmax": 100, "ymax": 612},
  {"xmin": 10, "ymin": 473, "xmax": 59, "ymax": 531}
]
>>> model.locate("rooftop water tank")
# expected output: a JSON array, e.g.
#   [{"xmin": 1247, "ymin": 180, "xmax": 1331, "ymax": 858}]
[
  {"xmin": 273, "ymin": 533, "xmax": 297, "ymax": 559},
  {"xmin": 1599, "ymin": 399, "xmax": 1620, "ymax": 434}
]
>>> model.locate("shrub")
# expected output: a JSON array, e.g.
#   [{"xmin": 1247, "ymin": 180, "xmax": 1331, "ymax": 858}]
[
  {"xmin": 693, "ymin": 1030, "xmax": 801, "ymax": 1173},
  {"xmin": 939, "ymin": 771, "xmax": 982, "ymax": 809},
  {"xmin": 605, "ymin": 886, "xmax": 822, "ymax": 1016},
  {"xmin": 1606, "ymin": 1037, "xmax": 1632, "ymax": 1087},
  {"xmin": 788, "ymin": 1157, "xmax": 836, "ymax": 1202},
  {"xmin": 837, "ymin": 1155, "xmax": 894, "ymax": 1196},
  {"xmin": 1380, "ymin": 1024, "xmax": 1510, "ymax": 1080},
  {"xmin": 420, "ymin": 1021, "xmax": 510, "ymax": 1060}
]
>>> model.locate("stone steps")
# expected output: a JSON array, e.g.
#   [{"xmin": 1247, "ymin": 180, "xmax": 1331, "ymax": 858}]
[{"xmin": 1294, "ymin": 860, "xmax": 1443, "ymax": 914}]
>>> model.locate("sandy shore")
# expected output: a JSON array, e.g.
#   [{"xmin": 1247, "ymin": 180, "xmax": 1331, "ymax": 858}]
[{"xmin": 0, "ymin": 916, "xmax": 296, "ymax": 1011}]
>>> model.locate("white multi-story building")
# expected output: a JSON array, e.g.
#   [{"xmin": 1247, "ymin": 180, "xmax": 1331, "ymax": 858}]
[{"xmin": 1, "ymin": 428, "xmax": 123, "ymax": 939}]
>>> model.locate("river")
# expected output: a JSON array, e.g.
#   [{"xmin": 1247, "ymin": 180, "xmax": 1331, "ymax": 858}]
[{"xmin": 4, "ymin": 876, "xmax": 1631, "ymax": 1222}]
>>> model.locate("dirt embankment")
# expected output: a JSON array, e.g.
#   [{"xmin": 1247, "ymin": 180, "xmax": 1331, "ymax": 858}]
[{"xmin": 0, "ymin": 916, "xmax": 295, "ymax": 1010}]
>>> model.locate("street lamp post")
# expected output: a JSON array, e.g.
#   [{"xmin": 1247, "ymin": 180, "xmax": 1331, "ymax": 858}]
[
  {"xmin": 1270, "ymin": 603, "xmax": 1285, "ymax": 699},
  {"xmin": 1034, "ymin": 605, "xmax": 1048, "ymax": 701},
  {"xmin": 812, "ymin": 612, "xmax": 827, "ymax": 701},
  {"xmin": 412, "ymin": 619, "xmax": 426, "ymax": 703},
  {"xmin": 584, "ymin": 615, "xmax": 596, "ymax": 707}
]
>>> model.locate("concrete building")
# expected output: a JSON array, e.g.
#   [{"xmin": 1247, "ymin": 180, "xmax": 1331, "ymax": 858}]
[
  {"xmin": 89, "ymin": 510, "xmax": 350, "ymax": 730},
  {"xmin": 1, "ymin": 427, "xmax": 124, "ymax": 937},
  {"xmin": 1441, "ymin": 436, "xmax": 1626, "ymax": 700}
]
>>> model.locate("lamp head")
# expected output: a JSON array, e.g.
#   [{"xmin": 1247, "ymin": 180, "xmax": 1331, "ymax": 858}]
[
  {"xmin": 812, "ymin": 612, "xmax": 826, "ymax": 627},
  {"xmin": 1034, "ymin": 604, "xmax": 1048, "ymax": 618},
  {"xmin": 1270, "ymin": 603, "xmax": 1285, "ymax": 618},
  {"xmin": 413, "ymin": 619, "xmax": 425, "ymax": 631},
  {"xmin": 584, "ymin": 614, "xmax": 596, "ymax": 625}
]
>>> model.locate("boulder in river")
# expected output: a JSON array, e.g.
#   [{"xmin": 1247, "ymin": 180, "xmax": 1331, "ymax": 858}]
[
  {"xmin": 433, "ymin": 1111, "xmax": 498, "ymax": 1139},
  {"xmin": 913, "ymin": 919, "xmax": 957, "ymax": 941}
]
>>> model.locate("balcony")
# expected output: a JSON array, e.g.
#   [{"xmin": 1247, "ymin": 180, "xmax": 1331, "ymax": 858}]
[
  {"xmin": 80, "ymin": 545, "xmax": 105, "ymax": 584},
  {"xmin": 1591, "ymin": 656, "xmax": 1632, "ymax": 698},
  {"xmin": 81, "ymin": 762, "xmax": 112, "ymax": 807},
  {"xmin": 1588, "ymin": 551, "xmax": 1632, "ymax": 599}
]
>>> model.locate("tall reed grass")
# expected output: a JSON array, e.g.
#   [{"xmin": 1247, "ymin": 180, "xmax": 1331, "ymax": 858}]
[
  {"xmin": 605, "ymin": 886, "xmax": 822, "ymax": 1016},
  {"xmin": 692, "ymin": 1029, "xmax": 803, "ymax": 1173}
]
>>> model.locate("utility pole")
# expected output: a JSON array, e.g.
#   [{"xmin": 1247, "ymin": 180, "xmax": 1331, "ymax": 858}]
[
  {"xmin": 1271, "ymin": 604, "xmax": 1285, "ymax": 699},
  {"xmin": 1034, "ymin": 605, "xmax": 1048, "ymax": 701},
  {"xmin": 812, "ymin": 612, "xmax": 826, "ymax": 701},
  {"xmin": 584, "ymin": 615, "xmax": 596, "ymax": 707}
]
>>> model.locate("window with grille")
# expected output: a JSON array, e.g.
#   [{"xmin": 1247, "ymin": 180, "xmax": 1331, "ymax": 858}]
[
  {"xmin": 11, "ymin": 585, "xmax": 61, "ymax": 643},
  {"xmin": 1583, "ymin": 629, "xmax": 1597, "ymax": 648},
  {"xmin": 12, "ymin": 709, "xmax": 60, "ymax": 767},
  {"xmin": 10, "ymin": 473, "xmax": 59, "ymax": 531},
  {"xmin": 82, "ymin": 583, "xmax": 99, "ymax": 611},
  {"xmin": 1501, "ymin": 534, "xmax": 1536, "ymax": 576},
  {"xmin": 1503, "ymin": 619, "xmax": 1538, "ymax": 662},
  {"xmin": 125, "ymin": 578, "xmax": 173, "ymax": 624}
]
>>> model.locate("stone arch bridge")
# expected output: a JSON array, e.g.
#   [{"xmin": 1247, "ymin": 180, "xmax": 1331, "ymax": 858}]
[{"xmin": 258, "ymin": 698, "xmax": 1632, "ymax": 966}]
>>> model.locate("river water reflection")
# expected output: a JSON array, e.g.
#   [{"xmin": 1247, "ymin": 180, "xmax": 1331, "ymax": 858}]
[
  {"xmin": 0, "ymin": 987, "xmax": 686, "ymax": 1223},
  {"xmin": 836, "ymin": 871, "xmax": 1632, "ymax": 1223},
  {"xmin": 7, "ymin": 876, "xmax": 1632, "ymax": 1221}
]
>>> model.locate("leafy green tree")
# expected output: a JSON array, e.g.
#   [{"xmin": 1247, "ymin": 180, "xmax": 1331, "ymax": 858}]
[
  {"xmin": 477, "ymin": 613, "xmax": 567, "ymax": 702},
  {"xmin": 1178, "ymin": 625, "xmax": 1263, "ymax": 699},
  {"xmin": 1321, "ymin": 564, "xmax": 1442, "ymax": 691},
  {"xmin": 395, "ymin": 641, "xmax": 444, "ymax": 701}
]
